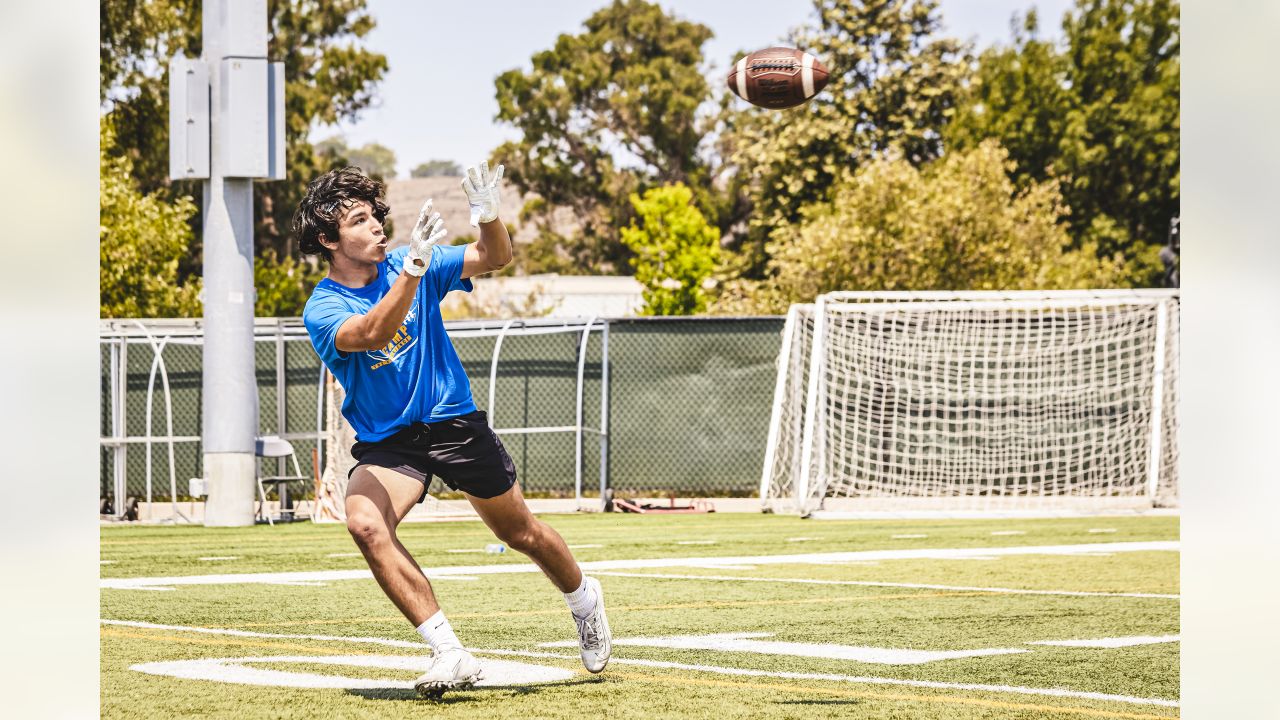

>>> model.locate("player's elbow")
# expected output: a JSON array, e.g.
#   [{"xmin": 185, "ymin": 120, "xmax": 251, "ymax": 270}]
[
  {"xmin": 479, "ymin": 248, "xmax": 512, "ymax": 274},
  {"xmin": 336, "ymin": 318, "xmax": 395, "ymax": 353},
  {"xmin": 489, "ymin": 251, "xmax": 512, "ymax": 271}
]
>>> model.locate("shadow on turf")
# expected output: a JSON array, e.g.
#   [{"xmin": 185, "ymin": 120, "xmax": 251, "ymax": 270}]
[{"xmin": 345, "ymin": 676, "xmax": 607, "ymax": 704}]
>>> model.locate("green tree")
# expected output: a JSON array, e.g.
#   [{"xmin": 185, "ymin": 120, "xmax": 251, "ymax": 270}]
[
  {"xmin": 100, "ymin": 0, "xmax": 388, "ymax": 259},
  {"xmin": 620, "ymin": 183, "xmax": 720, "ymax": 315},
  {"xmin": 410, "ymin": 159, "xmax": 462, "ymax": 178},
  {"xmin": 493, "ymin": 0, "xmax": 717, "ymax": 275},
  {"xmin": 720, "ymin": 0, "xmax": 971, "ymax": 278},
  {"xmin": 100, "ymin": 118, "xmax": 203, "ymax": 318},
  {"xmin": 316, "ymin": 136, "xmax": 398, "ymax": 179},
  {"xmin": 254, "ymin": 250, "xmax": 326, "ymax": 317},
  {"xmin": 947, "ymin": 0, "xmax": 1179, "ymax": 285},
  {"xmin": 713, "ymin": 141, "xmax": 1126, "ymax": 314}
]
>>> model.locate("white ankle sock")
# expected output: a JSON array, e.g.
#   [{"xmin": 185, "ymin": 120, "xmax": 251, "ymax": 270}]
[
  {"xmin": 563, "ymin": 575, "xmax": 596, "ymax": 617},
  {"xmin": 416, "ymin": 610, "xmax": 462, "ymax": 654}
]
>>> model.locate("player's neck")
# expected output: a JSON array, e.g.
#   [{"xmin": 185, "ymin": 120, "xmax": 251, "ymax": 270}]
[{"xmin": 326, "ymin": 255, "xmax": 379, "ymax": 288}]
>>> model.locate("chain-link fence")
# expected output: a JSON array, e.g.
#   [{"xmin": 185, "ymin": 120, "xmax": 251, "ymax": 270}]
[{"xmin": 100, "ymin": 316, "xmax": 788, "ymax": 512}]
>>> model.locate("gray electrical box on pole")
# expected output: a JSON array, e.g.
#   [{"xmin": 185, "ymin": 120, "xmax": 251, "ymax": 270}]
[{"xmin": 170, "ymin": 0, "xmax": 285, "ymax": 526}]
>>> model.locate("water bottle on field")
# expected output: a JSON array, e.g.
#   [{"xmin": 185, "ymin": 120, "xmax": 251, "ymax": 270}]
[{"xmin": 485, "ymin": 543, "xmax": 506, "ymax": 554}]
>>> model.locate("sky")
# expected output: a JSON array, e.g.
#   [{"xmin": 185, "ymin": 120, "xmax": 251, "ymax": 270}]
[{"xmin": 318, "ymin": 0, "xmax": 1074, "ymax": 178}]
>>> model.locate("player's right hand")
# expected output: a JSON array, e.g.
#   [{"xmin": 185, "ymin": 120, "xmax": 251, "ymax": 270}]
[{"xmin": 404, "ymin": 199, "xmax": 447, "ymax": 277}]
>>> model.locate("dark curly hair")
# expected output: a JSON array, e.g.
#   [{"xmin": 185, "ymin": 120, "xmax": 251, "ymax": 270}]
[{"xmin": 292, "ymin": 166, "xmax": 390, "ymax": 262}]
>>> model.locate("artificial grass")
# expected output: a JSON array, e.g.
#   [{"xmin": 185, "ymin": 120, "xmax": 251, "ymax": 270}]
[{"xmin": 101, "ymin": 514, "xmax": 1179, "ymax": 719}]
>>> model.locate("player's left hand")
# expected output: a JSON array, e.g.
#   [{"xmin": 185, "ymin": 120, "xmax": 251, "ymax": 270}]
[{"xmin": 462, "ymin": 161, "xmax": 504, "ymax": 227}]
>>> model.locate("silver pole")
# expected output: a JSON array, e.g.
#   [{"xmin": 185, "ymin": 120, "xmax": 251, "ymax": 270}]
[{"xmin": 200, "ymin": 0, "xmax": 264, "ymax": 526}]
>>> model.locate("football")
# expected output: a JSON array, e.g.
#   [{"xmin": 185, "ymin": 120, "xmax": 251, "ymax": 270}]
[{"xmin": 727, "ymin": 47, "xmax": 830, "ymax": 109}]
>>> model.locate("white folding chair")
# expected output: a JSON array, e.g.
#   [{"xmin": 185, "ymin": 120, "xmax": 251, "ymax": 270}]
[{"xmin": 256, "ymin": 435, "xmax": 309, "ymax": 525}]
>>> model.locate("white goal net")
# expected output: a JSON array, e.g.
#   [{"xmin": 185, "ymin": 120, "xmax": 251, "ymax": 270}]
[{"xmin": 761, "ymin": 291, "xmax": 1179, "ymax": 516}]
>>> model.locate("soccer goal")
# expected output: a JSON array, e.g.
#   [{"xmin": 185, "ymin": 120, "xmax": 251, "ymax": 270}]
[{"xmin": 760, "ymin": 291, "xmax": 1180, "ymax": 517}]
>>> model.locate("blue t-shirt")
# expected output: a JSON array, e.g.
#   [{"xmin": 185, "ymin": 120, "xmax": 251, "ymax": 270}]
[{"xmin": 303, "ymin": 245, "xmax": 475, "ymax": 442}]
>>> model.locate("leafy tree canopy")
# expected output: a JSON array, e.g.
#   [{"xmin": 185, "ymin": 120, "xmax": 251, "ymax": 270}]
[
  {"xmin": 620, "ymin": 183, "xmax": 720, "ymax": 315},
  {"xmin": 947, "ymin": 0, "xmax": 1179, "ymax": 283},
  {"xmin": 100, "ymin": 117, "xmax": 202, "ymax": 318},
  {"xmin": 712, "ymin": 141, "xmax": 1127, "ymax": 314},
  {"xmin": 719, "ymin": 0, "xmax": 971, "ymax": 278},
  {"xmin": 410, "ymin": 159, "xmax": 463, "ymax": 178},
  {"xmin": 316, "ymin": 136, "xmax": 398, "ymax": 179},
  {"xmin": 100, "ymin": 0, "xmax": 388, "ymax": 260},
  {"xmin": 492, "ymin": 0, "xmax": 717, "ymax": 275}
]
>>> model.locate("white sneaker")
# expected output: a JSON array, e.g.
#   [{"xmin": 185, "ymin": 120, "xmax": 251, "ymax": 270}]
[
  {"xmin": 572, "ymin": 576, "xmax": 612, "ymax": 673},
  {"xmin": 414, "ymin": 647, "xmax": 483, "ymax": 700}
]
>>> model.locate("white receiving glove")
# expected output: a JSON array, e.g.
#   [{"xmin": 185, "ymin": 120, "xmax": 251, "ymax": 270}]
[
  {"xmin": 402, "ymin": 198, "xmax": 447, "ymax": 277},
  {"xmin": 461, "ymin": 161, "xmax": 504, "ymax": 226}
]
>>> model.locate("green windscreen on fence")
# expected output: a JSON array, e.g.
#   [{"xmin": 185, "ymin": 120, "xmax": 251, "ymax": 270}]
[{"xmin": 100, "ymin": 317, "xmax": 786, "ymax": 505}]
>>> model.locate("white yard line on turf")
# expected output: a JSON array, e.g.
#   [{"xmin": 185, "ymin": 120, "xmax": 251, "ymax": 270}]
[
  {"xmin": 326, "ymin": 552, "xmax": 363, "ymax": 558},
  {"xmin": 100, "ymin": 619, "xmax": 1178, "ymax": 708},
  {"xmin": 98, "ymin": 541, "xmax": 1179, "ymax": 590},
  {"xmin": 199, "ymin": 556, "xmax": 240, "ymax": 561},
  {"xmin": 1029, "ymin": 635, "xmax": 1180, "ymax": 648},
  {"xmin": 567, "ymin": 544, "xmax": 604, "ymax": 549},
  {"xmin": 990, "ymin": 531, "xmax": 1026, "ymax": 536},
  {"xmin": 891, "ymin": 534, "xmax": 928, "ymax": 539},
  {"xmin": 587, "ymin": 571, "xmax": 1179, "ymax": 599}
]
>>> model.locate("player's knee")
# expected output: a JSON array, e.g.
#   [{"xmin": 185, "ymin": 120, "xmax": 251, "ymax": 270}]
[
  {"xmin": 498, "ymin": 523, "xmax": 541, "ymax": 554},
  {"xmin": 346, "ymin": 512, "xmax": 390, "ymax": 549}
]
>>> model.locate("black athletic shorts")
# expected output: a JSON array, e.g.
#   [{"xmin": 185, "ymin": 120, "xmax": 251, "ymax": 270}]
[{"xmin": 349, "ymin": 410, "xmax": 517, "ymax": 501}]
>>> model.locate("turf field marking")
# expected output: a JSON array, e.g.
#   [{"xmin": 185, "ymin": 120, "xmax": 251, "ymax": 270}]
[
  {"xmin": 326, "ymin": 552, "xmax": 362, "ymax": 558},
  {"xmin": 892, "ymin": 534, "xmax": 928, "ymax": 539},
  {"xmin": 1029, "ymin": 636, "xmax": 1180, "ymax": 648},
  {"xmin": 446, "ymin": 548, "xmax": 487, "ymax": 553},
  {"xmin": 103, "ymin": 620, "xmax": 429, "ymax": 649},
  {"xmin": 123, "ymin": 590, "xmax": 989, "ymax": 631},
  {"xmin": 100, "ymin": 560, "xmax": 116, "ymax": 564},
  {"xmin": 102, "ymin": 628, "xmax": 363, "ymax": 656},
  {"xmin": 567, "ymin": 544, "xmax": 604, "ymax": 549},
  {"xmin": 130, "ymin": 654, "xmax": 576, "ymax": 689},
  {"xmin": 99, "ymin": 540, "xmax": 1179, "ymax": 589},
  {"xmin": 676, "ymin": 540, "xmax": 717, "ymax": 545},
  {"xmin": 588, "ymin": 571, "xmax": 1179, "ymax": 599},
  {"xmin": 1089, "ymin": 528, "xmax": 1118, "ymax": 534},
  {"xmin": 991, "ymin": 531, "xmax": 1027, "ymax": 536},
  {"xmin": 101, "ymin": 620, "xmax": 1177, "ymax": 710},
  {"xmin": 262, "ymin": 581, "xmax": 330, "ymax": 587},
  {"xmin": 540, "ymin": 632, "xmax": 1027, "ymax": 665},
  {"xmin": 199, "ymin": 556, "xmax": 240, "ymax": 561},
  {"xmin": 786, "ymin": 537, "xmax": 816, "ymax": 542},
  {"xmin": 935, "ymin": 555, "xmax": 1000, "ymax": 560},
  {"xmin": 603, "ymin": 670, "xmax": 1178, "ymax": 719}
]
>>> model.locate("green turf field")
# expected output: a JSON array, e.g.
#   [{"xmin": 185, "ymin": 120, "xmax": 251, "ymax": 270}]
[{"xmin": 101, "ymin": 513, "xmax": 1179, "ymax": 719}]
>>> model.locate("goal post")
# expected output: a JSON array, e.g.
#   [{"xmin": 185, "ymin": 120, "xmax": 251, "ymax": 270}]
[{"xmin": 761, "ymin": 290, "xmax": 1180, "ymax": 516}]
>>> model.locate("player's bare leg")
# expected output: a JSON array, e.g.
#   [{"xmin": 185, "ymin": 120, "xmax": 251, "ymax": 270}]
[
  {"xmin": 468, "ymin": 482, "xmax": 581, "ymax": 590},
  {"xmin": 469, "ymin": 483, "xmax": 612, "ymax": 672},
  {"xmin": 345, "ymin": 465, "xmax": 441, "ymax": 624},
  {"xmin": 345, "ymin": 466, "xmax": 482, "ymax": 698}
]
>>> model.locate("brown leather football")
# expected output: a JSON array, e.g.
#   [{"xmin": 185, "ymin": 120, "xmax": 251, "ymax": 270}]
[{"xmin": 727, "ymin": 47, "xmax": 830, "ymax": 109}]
